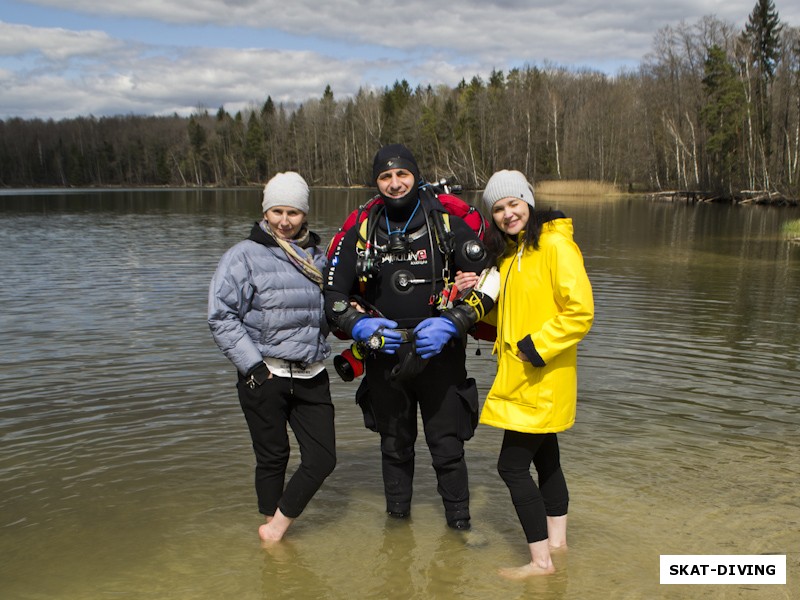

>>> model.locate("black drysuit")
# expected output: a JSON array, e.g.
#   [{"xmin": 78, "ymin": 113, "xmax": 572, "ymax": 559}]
[{"xmin": 324, "ymin": 196, "xmax": 488, "ymax": 524}]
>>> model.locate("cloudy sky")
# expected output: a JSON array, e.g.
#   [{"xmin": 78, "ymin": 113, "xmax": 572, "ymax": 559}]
[{"xmin": 1, "ymin": 0, "xmax": 797, "ymax": 121}]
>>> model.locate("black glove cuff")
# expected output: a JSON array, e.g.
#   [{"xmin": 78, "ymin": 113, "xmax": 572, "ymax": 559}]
[
  {"xmin": 245, "ymin": 362, "xmax": 271, "ymax": 388},
  {"xmin": 517, "ymin": 335, "xmax": 546, "ymax": 366},
  {"xmin": 441, "ymin": 306, "xmax": 475, "ymax": 345},
  {"xmin": 335, "ymin": 306, "xmax": 367, "ymax": 338}
]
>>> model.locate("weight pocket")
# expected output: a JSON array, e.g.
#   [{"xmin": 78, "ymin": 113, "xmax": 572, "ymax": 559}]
[
  {"xmin": 456, "ymin": 377, "xmax": 479, "ymax": 441},
  {"xmin": 355, "ymin": 379, "xmax": 378, "ymax": 432}
]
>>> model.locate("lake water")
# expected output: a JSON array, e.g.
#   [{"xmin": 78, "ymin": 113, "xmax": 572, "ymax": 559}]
[{"xmin": 1, "ymin": 188, "xmax": 798, "ymax": 600}]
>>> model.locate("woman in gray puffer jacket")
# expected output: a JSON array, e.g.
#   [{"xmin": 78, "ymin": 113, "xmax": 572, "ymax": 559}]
[{"xmin": 208, "ymin": 172, "xmax": 335, "ymax": 543}]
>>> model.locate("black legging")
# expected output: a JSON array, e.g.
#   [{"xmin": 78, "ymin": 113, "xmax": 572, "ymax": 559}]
[
  {"xmin": 497, "ymin": 430, "xmax": 568, "ymax": 543},
  {"xmin": 237, "ymin": 370, "xmax": 336, "ymax": 519}
]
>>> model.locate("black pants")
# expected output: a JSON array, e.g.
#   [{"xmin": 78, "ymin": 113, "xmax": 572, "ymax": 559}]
[
  {"xmin": 236, "ymin": 370, "xmax": 336, "ymax": 519},
  {"xmin": 363, "ymin": 343, "xmax": 475, "ymax": 524},
  {"xmin": 497, "ymin": 430, "xmax": 568, "ymax": 543}
]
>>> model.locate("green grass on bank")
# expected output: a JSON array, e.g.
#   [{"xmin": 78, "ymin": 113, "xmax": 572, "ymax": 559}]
[{"xmin": 782, "ymin": 219, "xmax": 800, "ymax": 239}]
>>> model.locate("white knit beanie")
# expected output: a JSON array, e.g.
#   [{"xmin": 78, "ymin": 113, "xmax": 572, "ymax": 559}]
[
  {"xmin": 262, "ymin": 172, "xmax": 310, "ymax": 214},
  {"xmin": 482, "ymin": 170, "xmax": 535, "ymax": 212}
]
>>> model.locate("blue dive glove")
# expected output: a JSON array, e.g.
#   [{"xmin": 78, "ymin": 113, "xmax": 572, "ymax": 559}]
[
  {"xmin": 413, "ymin": 317, "xmax": 458, "ymax": 359},
  {"xmin": 352, "ymin": 317, "xmax": 403, "ymax": 354}
]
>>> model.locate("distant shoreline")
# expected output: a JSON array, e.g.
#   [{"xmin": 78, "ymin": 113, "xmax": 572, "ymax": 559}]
[{"xmin": 2, "ymin": 183, "xmax": 798, "ymax": 207}]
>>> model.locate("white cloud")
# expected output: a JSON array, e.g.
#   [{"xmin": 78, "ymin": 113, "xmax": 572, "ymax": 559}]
[
  {"xmin": 21, "ymin": 0, "xmax": 795, "ymax": 61},
  {"xmin": 0, "ymin": 20, "xmax": 122, "ymax": 60},
  {"xmin": 0, "ymin": 31, "xmax": 379, "ymax": 119},
  {"xmin": 3, "ymin": 1, "xmax": 799, "ymax": 119}
]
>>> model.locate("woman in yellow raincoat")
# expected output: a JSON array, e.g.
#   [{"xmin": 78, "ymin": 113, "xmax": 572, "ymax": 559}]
[{"xmin": 460, "ymin": 169, "xmax": 593, "ymax": 578}]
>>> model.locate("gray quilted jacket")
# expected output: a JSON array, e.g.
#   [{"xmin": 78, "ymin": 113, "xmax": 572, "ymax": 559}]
[{"xmin": 208, "ymin": 221, "xmax": 330, "ymax": 375}]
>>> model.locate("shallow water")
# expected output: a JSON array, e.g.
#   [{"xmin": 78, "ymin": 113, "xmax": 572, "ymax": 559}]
[{"xmin": 1, "ymin": 189, "xmax": 798, "ymax": 599}]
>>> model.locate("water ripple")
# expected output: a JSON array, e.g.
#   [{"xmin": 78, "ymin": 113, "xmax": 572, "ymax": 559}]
[{"xmin": 1, "ymin": 192, "xmax": 798, "ymax": 599}]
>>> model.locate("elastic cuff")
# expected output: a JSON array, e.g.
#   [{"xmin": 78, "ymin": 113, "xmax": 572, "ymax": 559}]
[
  {"xmin": 517, "ymin": 335, "xmax": 545, "ymax": 366},
  {"xmin": 341, "ymin": 312, "xmax": 368, "ymax": 339},
  {"xmin": 441, "ymin": 308, "xmax": 472, "ymax": 345}
]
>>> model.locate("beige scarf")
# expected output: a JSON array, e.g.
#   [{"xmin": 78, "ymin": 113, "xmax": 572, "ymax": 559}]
[{"xmin": 263, "ymin": 222, "xmax": 324, "ymax": 288}]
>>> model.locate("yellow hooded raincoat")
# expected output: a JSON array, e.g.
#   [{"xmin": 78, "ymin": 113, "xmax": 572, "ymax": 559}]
[{"xmin": 480, "ymin": 217, "xmax": 594, "ymax": 434}]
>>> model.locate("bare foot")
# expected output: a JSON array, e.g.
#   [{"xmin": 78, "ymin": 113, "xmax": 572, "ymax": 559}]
[
  {"xmin": 258, "ymin": 508, "xmax": 294, "ymax": 543},
  {"xmin": 498, "ymin": 561, "xmax": 556, "ymax": 579},
  {"xmin": 258, "ymin": 522, "xmax": 284, "ymax": 543}
]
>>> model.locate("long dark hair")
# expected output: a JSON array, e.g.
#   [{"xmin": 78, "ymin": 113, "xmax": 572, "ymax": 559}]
[{"xmin": 484, "ymin": 209, "xmax": 564, "ymax": 263}]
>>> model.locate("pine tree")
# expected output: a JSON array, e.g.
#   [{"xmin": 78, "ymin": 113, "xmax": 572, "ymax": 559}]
[
  {"xmin": 701, "ymin": 45, "xmax": 746, "ymax": 192},
  {"xmin": 744, "ymin": 0, "xmax": 782, "ymax": 80},
  {"xmin": 741, "ymin": 0, "xmax": 783, "ymax": 175}
]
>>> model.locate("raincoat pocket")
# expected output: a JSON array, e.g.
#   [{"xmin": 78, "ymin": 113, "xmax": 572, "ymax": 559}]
[{"xmin": 492, "ymin": 351, "xmax": 543, "ymax": 408}]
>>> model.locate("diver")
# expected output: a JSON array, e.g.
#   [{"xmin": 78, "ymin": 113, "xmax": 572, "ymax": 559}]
[{"xmin": 324, "ymin": 144, "xmax": 497, "ymax": 530}]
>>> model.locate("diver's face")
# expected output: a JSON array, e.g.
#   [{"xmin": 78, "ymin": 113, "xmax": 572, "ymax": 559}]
[{"xmin": 376, "ymin": 168, "xmax": 416, "ymax": 200}]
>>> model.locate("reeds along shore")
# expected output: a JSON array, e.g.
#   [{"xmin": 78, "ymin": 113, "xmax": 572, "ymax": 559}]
[{"xmin": 534, "ymin": 180, "xmax": 623, "ymax": 197}]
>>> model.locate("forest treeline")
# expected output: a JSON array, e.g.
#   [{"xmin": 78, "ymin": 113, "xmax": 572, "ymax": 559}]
[{"xmin": 1, "ymin": 0, "xmax": 799, "ymax": 200}]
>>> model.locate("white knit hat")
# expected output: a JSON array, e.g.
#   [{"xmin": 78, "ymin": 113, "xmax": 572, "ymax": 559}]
[
  {"xmin": 262, "ymin": 172, "xmax": 310, "ymax": 214},
  {"xmin": 482, "ymin": 170, "xmax": 535, "ymax": 211}
]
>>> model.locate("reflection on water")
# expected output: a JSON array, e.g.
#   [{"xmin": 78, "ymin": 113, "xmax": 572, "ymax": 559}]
[{"xmin": 1, "ymin": 189, "xmax": 798, "ymax": 599}]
